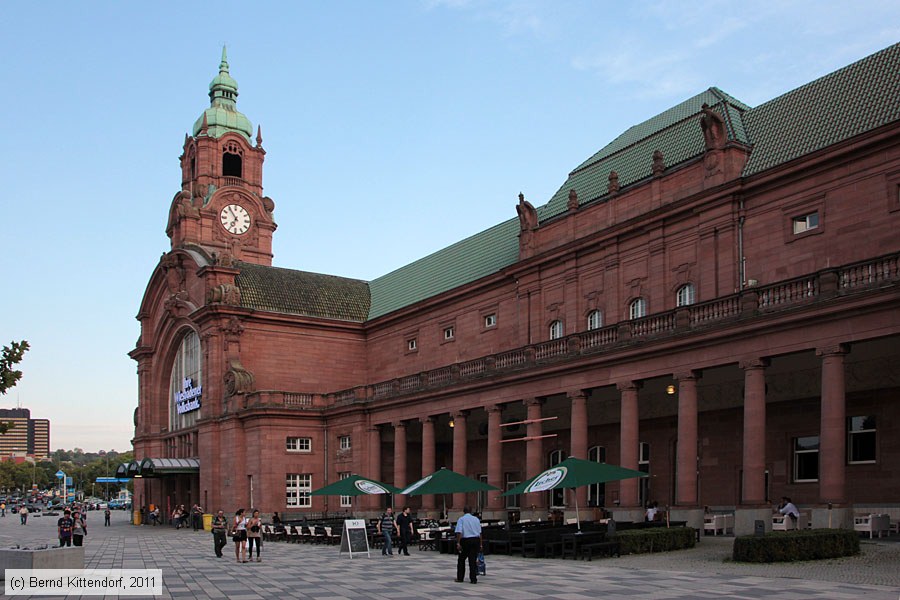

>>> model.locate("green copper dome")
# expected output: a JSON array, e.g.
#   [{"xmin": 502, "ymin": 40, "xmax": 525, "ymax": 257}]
[{"xmin": 192, "ymin": 46, "xmax": 253, "ymax": 140}]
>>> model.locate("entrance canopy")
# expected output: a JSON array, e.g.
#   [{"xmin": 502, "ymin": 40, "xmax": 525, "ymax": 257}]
[{"xmin": 116, "ymin": 458, "xmax": 200, "ymax": 478}]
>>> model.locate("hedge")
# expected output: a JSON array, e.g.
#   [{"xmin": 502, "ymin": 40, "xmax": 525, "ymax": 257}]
[
  {"xmin": 612, "ymin": 527, "xmax": 696, "ymax": 554},
  {"xmin": 732, "ymin": 529, "xmax": 860, "ymax": 563}
]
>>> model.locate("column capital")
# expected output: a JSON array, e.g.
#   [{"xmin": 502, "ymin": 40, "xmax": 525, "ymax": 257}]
[
  {"xmin": 451, "ymin": 409, "xmax": 470, "ymax": 419},
  {"xmin": 523, "ymin": 397, "xmax": 544, "ymax": 408},
  {"xmin": 616, "ymin": 381, "xmax": 642, "ymax": 392},
  {"xmin": 673, "ymin": 370, "xmax": 702, "ymax": 382},
  {"xmin": 739, "ymin": 357, "xmax": 770, "ymax": 370},
  {"xmin": 567, "ymin": 389, "xmax": 588, "ymax": 401},
  {"xmin": 393, "ymin": 420, "xmax": 407, "ymax": 430},
  {"xmin": 420, "ymin": 415, "xmax": 435, "ymax": 425},
  {"xmin": 816, "ymin": 343, "xmax": 849, "ymax": 358},
  {"xmin": 486, "ymin": 404, "xmax": 504, "ymax": 415}
]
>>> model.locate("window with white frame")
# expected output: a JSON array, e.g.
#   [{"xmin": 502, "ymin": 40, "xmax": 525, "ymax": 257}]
[
  {"xmin": 588, "ymin": 446, "xmax": 606, "ymax": 507},
  {"xmin": 587, "ymin": 310, "xmax": 603, "ymax": 330},
  {"xmin": 286, "ymin": 473, "xmax": 312, "ymax": 507},
  {"xmin": 407, "ymin": 338, "xmax": 417, "ymax": 352},
  {"xmin": 484, "ymin": 313, "xmax": 497, "ymax": 328},
  {"xmin": 629, "ymin": 298, "xmax": 647, "ymax": 319},
  {"xmin": 792, "ymin": 211, "xmax": 819, "ymax": 234},
  {"xmin": 793, "ymin": 436, "xmax": 819, "ymax": 482},
  {"xmin": 339, "ymin": 471, "xmax": 352, "ymax": 508},
  {"xmin": 639, "ymin": 442, "xmax": 650, "ymax": 465},
  {"xmin": 548, "ymin": 450, "xmax": 567, "ymax": 507},
  {"xmin": 676, "ymin": 283, "xmax": 695, "ymax": 307},
  {"xmin": 286, "ymin": 437, "xmax": 311, "ymax": 453},
  {"xmin": 339, "ymin": 435, "xmax": 352, "ymax": 451},
  {"xmin": 443, "ymin": 325, "xmax": 455, "ymax": 341},
  {"xmin": 505, "ymin": 473, "xmax": 520, "ymax": 509},
  {"xmin": 549, "ymin": 320, "xmax": 564, "ymax": 340},
  {"xmin": 847, "ymin": 416, "xmax": 876, "ymax": 463}
]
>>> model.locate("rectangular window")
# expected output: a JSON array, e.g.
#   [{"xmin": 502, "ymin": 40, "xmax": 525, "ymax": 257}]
[
  {"xmin": 443, "ymin": 326, "xmax": 455, "ymax": 340},
  {"xmin": 286, "ymin": 473, "xmax": 312, "ymax": 507},
  {"xmin": 286, "ymin": 437, "xmax": 312, "ymax": 453},
  {"xmin": 505, "ymin": 473, "xmax": 520, "ymax": 509},
  {"xmin": 484, "ymin": 314, "xmax": 497, "ymax": 328},
  {"xmin": 848, "ymin": 416, "xmax": 876, "ymax": 463},
  {"xmin": 639, "ymin": 442, "xmax": 650, "ymax": 464},
  {"xmin": 339, "ymin": 435, "xmax": 352, "ymax": 451},
  {"xmin": 793, "ymin": 435, "xmax": 819, "ymax": 482},
  {"xmin": 792, "ymin": 212, "xmax": 819, "ymax": 234},
  {"xmin": 407, "ymin": 338, "xmax": 417, "ymax": 352},
  {"xmin": 339, "ymin": 472, "xmax": 352, "ymax": 508}
]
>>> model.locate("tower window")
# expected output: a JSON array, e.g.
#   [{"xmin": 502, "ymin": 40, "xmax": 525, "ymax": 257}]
[{"xmin": 223, "ymin": 152, "xmax": 243, "ymax": 178}]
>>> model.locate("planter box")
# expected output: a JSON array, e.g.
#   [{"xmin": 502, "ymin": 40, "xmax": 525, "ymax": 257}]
[{"xmin": 0, "ymin": 546, "xmax": 84, "ymax": 579}]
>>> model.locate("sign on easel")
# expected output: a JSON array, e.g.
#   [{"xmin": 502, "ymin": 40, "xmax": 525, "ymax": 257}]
[{"xmin": 340, "ymin": 519, "xmax": 370, "ymax": 558}]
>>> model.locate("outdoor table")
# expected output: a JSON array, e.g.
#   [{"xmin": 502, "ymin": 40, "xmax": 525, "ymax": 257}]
[{"xmin": 560, "ymin": 531, "xmax": 606, "ymax": 559}]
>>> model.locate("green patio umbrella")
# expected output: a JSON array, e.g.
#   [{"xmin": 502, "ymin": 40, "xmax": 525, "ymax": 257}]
[
  {"xmin": 310, "ymin": 475, "xmax": 400, "ymax": 497},
  {"xmin": 502, "ymin": 457, "xmax": 647, "ymax": 530},
  {"xmin": 398, "ymin": 468, "xmax": 499, "ymax": 517}
]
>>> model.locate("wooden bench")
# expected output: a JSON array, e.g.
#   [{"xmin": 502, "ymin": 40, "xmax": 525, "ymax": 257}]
[{"xmin": 581, "ymin": 541, "xmax": 620, "ymax": 561}]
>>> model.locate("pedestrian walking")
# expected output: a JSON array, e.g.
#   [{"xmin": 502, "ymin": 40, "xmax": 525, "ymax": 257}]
[
  {"xmin": 232, "ymin": 508, "xmax": 248, "ymax": 563},
  {"xmin": 377, "ymin": 507, "xmax": 397, "ymax": 556},
  {"xmin": 454, "ymin": 506, "xmax": 482, "ymax": 584},
  {"xmin": 104, "ymin": 507, "xmax": 111, "ymax": 526},
  {"xmin": 247, "ymin": 509, "xmax": 263, "ymax": 562},
  {"xmin": 58, "ymin": 509, "xmax": 74, "ymax": 547},
  {"xmin": 212, "ymin": 510, "xmax": 228, "ymax": 558},
  {"xmin": 396, "ymin": 506, "xmax": 414, "ymax": 556},
  {"xmin": 19, "ymin": 505, "xmax": 28, "ymax": 525}
]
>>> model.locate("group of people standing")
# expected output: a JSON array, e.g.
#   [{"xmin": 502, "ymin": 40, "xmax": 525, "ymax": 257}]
[
  {"xmin": 171, "ymin": 504, "xmax": 205, "ymax": 530},
  {"xmin": 57, "ymin": 508, "xmax": 88, "ymax": 547},
  {"xmin": 211, "ymin": 508, "xmax": 263, "ymax": 563}
]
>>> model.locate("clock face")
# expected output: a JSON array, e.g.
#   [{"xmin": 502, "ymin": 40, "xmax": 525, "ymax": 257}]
[{"xmin": 220, "ymin": 204, "xmax": 251, "ymax": 235}]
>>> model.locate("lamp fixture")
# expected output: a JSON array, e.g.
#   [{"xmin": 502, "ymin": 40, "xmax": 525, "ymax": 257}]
[
  {"xmin": 449, "ymin": 417, "xmax": 455, "ymax": 428},
  {"xmin": 666, "ymin": 384, "xmax": 676, "ymax": 395}
]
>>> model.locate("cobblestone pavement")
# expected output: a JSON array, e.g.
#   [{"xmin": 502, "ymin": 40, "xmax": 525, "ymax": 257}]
[{"xmin": 1, "ymin": 510, "xmax": 898, "ymax": 599}]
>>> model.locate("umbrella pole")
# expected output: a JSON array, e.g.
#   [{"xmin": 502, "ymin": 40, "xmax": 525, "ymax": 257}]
[{"xmin": 574, "ymin": 489, "xmax": 581, "ymax": 532}]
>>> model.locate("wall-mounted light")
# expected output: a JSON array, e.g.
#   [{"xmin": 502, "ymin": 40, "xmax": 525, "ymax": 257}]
[
  {"xmin": 666, "ymin": 385, "xmax": 676, "ymax": 395},
  {"xmin": 449, "ymin": 417, "xmax": 455, "ymax": 428}
]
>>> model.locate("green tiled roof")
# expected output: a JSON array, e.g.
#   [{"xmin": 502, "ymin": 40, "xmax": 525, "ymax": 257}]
[
  {"xmin": 541, "ymin": 88, "xmax": 750, "ymax": 220},
  {"xmin": 368, "ymin": 218, "xmax": 520, "ymax": 320},
  {"xmin": 235, "ymin": 262, "xmax": 370, "ymax": 322},
  {"xmin": 741, "ymin": 42, "xmax": 900, "ymax": 176}
]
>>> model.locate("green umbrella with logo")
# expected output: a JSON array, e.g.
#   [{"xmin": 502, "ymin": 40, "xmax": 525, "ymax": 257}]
[
  {"xmin": 501, "ymin": 457, "xmax": 647, "ymax": 530},
  {"xmin": 398, "ymin": 468, "xmax": 499, "ymax": 517},
  {"xmin": 310, "ymin": 475, "xmax": 400, "ymax": 497}
]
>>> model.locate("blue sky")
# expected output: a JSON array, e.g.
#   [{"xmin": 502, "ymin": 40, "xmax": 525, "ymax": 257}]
[{"xmin": 2, "ymin": 1, "xmax": 898, "ymax": 452}]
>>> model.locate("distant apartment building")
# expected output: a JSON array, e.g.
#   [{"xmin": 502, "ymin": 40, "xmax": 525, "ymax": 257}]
[{"xmin": 0, "ymin": 408, "xmax": 50, "ymax": 460}]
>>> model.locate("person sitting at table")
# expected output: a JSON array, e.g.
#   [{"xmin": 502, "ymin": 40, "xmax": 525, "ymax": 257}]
[{"xmin": 776, "ymin": 496, "xmax": 800, "ymax": 524}]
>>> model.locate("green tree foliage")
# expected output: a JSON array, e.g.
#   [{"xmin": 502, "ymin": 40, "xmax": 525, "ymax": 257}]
[{"xmin": 0, "ymin": 340, "xmax": 30, "ymax": 395}]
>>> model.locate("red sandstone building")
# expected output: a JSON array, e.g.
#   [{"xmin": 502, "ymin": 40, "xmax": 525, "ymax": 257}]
[{"xmin": 128, "ymin": 45, "xmax": 900, "ymax": 533}]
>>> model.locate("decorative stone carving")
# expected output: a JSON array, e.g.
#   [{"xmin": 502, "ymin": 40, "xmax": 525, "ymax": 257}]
[
  {"xmin": 161, "ymin": 253, "xmax": 186, "ymax": 293},
  {"xmin": 224, "ymin": 360, "xmax": 256, "ymax": 398},
  {"xmin": 700, "ymin": 103, "xmax": 727, "ymax": 150},
  {"xmin": 608, "ymin": 171, "xmax": 620, "ymax": 195},
  {"xmin": 220, "ymin": 316, "xmax": 244, "ymax": 337},
  {"xmin": 516, "ymin": 192, "xmax": 538, "ymax": 255},
  {"xmin": 567, "ymin": 189, "xmax": 579, "ymax": 211},
  {"xmin": 262, "ymin": 196, "xmax": 275, "ymax": 213},
  {"xmin": 207, "ymin": 283, "xmax": 241, "ymax": 305},
  {"xmin": 652, "ymin": 150, "xmax": 665, "ymax": 176}
]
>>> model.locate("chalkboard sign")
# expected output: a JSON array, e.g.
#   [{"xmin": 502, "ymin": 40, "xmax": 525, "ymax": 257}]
[{"xmin": 340, "ymin": 519, "xmax": 370, "ymax": 558}]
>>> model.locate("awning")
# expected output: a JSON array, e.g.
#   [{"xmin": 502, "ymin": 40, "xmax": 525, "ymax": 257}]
[{"xmin": 116, "ymin": 458, "xmax": 200, "ymax": 478}]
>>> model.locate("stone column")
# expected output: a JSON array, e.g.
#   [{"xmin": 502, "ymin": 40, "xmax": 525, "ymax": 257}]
[
  {"xmin": 818, "ymin": 345, "xmax": 848, "ymax": 504},
  {"xmin": 569, "ymin": 390, "xmax": 588, "ymax": 510},
  {"xmin": 452, "ymin": 411, "xmax": 468, "ymax": 510},
  {"xmin": 393, "ymin": 421, "xmax": 407, "ymax": 490},
  {"xmin": 487, "ymin": 404, "xmax": 504, "ymax": 512},
  {"xmin": 740, "ymin": 358, "xmax": 769, "ymax": 505},
  {"xmin": 525, "ymin": 398, "xmax": 545, "ymax": 512},
  {"xmin": 420, "ymin": 416, "xmax": 435, "ymax": 513},
  {"xmin": 675, "ymin": 371, "xmax": 700, "ymax": 507},
  {"xmin": 368, "ymin": 425, "xmax": 382, "ymax": 511},
  {"xmin": 617, "ymin": 382, "xmax": 640, "ymax": 507}
]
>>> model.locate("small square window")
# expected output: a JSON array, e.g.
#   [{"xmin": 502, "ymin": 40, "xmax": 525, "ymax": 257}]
[
  {"xmin": 792, "ymin": 212, "xmax": 819, "ymax": 234},
  {"xmin": 443, "ymin": 326, "xmax": 455, "ymax": 340},
  {"xmin": 407, "ymin": 338, "xmax": 417, "ymax": 351},
  {"xmin": 484, "ymin": 314, "xmax": 497, "ymax": 328},
  {"xmin": 339, "ymin": 435, "xmax": 352, "ymax": 451}
]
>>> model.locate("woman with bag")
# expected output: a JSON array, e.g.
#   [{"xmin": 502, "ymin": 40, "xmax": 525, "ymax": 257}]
[
  {"xmin": 72, "ymin": 510, "xmax": 87, "ymax": 546},
  {"xmin": 246, "ymin": 509, "xmax": 263, "ymax": 562},
  {"xmin": 232, "ymin": 508, "xmax": 248, "ymax": 563}
]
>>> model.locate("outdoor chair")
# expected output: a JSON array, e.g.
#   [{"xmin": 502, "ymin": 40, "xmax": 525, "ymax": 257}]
[{"xmin": 417, "ymin": 528, "xmax": 438, "ymax": 551}]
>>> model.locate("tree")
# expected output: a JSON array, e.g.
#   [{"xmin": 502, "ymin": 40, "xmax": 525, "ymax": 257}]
[{"xmin": 0, "ymin": 340, "xmax": 30, "ymax": 395}]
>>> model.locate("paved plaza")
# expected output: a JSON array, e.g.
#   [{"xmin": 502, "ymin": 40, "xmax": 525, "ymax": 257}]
[{"xmin": 1, "ymin": 509, "xmax": 899, "ymax": 599}]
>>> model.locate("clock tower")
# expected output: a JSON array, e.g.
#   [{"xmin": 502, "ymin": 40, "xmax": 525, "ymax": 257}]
[{"xmin": 167, "ymin": 47, "xmax": 275, "ymax": 266}]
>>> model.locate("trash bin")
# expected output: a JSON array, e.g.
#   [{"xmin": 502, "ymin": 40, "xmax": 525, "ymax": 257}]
[
  {"xmin": 133, "ymin": 509, "xmax": 142, "ymax": 526},
  {"xmin": 203, "ymin": 513, "xmax": 213, "ymax": 532}
]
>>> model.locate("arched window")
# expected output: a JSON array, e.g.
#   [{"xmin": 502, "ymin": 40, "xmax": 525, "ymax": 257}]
[
  {"xmin": 676, "ymin": 283, "xmax": 695, "ymax": 307},
  {"xmin": 587, "ymin": 310, "xmax": 603, "ymax": 330},
  {"xmin": 222, "ymin": 152, "xmax": 242, "ymax": 178},
  {"xmin": 169, "ymin": 329, "xmax": 202, "ymax": 432},
  {"xmin": 629, "ymin": 297, "xmax": 647, "ymax": 320},
  {"xmin": 549, "ymin": 320, "xmax": 564, "ymax": 340}
]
